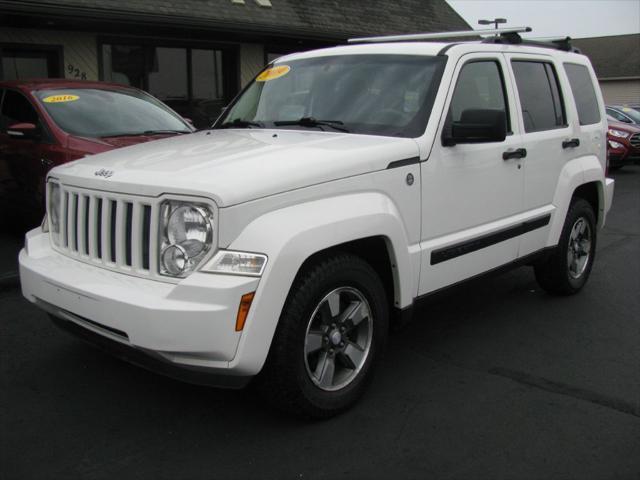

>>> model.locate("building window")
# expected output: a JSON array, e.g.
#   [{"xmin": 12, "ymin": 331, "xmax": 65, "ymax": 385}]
[
  {"xmin": 101, "ymin": 42, "xmax": 237, "ymax": 128},
  {"xmin": 0, "ymin": 45, "xmax": 62, "ymax": 80}
]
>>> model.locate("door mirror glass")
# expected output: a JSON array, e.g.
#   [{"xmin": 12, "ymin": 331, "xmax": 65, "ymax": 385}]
[
  {"xmin": 7, "ymin": 122, "xmax": 39, "ymax": 139},
  {"xmin": 443, "ymin": 109, "xmax": 507, "ymax": 146}
]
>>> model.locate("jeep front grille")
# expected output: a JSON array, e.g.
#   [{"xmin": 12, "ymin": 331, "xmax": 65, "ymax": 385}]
[
  {"xmin": 55, "ymin": 185, "xmax": 157, "ymax": 277},
  {"xmin": 629, "ymin": 133, "xmax": 640, "ymax": 149}
]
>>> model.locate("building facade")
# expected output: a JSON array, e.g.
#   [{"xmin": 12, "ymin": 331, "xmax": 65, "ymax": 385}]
[
  {"xmin": 0, "ymin": 0, "xmax": 470, "ymax": 127},
  {"xmin": 573, "ymin": 34, "xmax": 640, "ymax": 106}
]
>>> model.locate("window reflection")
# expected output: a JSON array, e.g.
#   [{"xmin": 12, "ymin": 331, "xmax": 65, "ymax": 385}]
[{"xmin": 102, "ymin": 43, "xmax": 231, "ymax": 128}]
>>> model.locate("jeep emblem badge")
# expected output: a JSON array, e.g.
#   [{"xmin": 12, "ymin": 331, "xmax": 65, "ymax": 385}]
[{"xmin": 94, "ymin": 169, "xmax": 114, "ymax": 178}]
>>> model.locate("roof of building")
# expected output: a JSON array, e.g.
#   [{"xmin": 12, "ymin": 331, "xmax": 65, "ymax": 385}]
[
  {"xmin": 572, "ymin": 34, "xmax": 640, "ymax": 79},
  {"xmin": 0, "ymin": 0, "xmax": 471, "ymax": 41}
]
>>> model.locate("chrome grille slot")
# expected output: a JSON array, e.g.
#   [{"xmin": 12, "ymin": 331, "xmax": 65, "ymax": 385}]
[
  {"xmin": 96, "ymin": 198, "xmax": 103, "ymax": 260},
  {"xmin": 109, "ymin": 200, "xmax": 117, "ymax": 263},
  {"xmin": 125, "ymin": 202, "xmax": 133, "ymax": 267},
  {"xmin": 70, "ymin": 193, "xmax": 78, "ymax": 252},
  {"xmin": 54, "ymin": 185, "xmax": 157, "ymax": 277},
  {"xmin": 142, "ymin": 205, "xmax": 152, "ymax": 270},
  {"xmin": 630, "ymin": 133, "xmax": 640, "ymax": 149},
  {"xmin": 62, "ymin": 191, "xmax": 69, "ymax": 248}
]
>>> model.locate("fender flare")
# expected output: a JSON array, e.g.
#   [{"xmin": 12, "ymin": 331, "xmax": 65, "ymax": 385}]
[
  {"xmin": 225, "ymin": 191, "xmax": 416, "ymax": 375},
  {"xmin": 547, "ymin": 154, "xmax": 605, "ymax": 246}
]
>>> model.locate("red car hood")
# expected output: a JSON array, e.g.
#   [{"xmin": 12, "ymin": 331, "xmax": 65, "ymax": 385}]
[
  {"xmin": 607, "ymin": 120, "xmax": 640, "ymax": 133},
  {"xmin": 88, "ymin": 133, "xmax": 178, "ymax": 148}
]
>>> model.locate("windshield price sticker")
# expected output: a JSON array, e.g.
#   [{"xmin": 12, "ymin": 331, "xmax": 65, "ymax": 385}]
[
  {"xmin": 256, "ymin": 65, "xmax": 291, "ymax": 82},
  {"xmin": 43, "ymin": 94, "xmax": 79, "ymax": 103}
]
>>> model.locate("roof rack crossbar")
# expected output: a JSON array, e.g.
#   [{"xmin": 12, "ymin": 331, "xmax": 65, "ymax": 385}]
[
  {"xmin": 348, "ymin": 27, "xmax": 532, "ymax": 44},
  {"xmin": 483, "ymin": 34, "xmax": 580, "ymax": 53}
]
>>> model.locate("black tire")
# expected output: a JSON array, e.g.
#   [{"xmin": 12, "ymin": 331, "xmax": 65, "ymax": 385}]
[
  {"xmin": 257, "ymin": 253, "xmax": 389, "ymax": 419},
  {"xmin": 534, "ymin": 198, "xmax": 597, "ymax": 295}
]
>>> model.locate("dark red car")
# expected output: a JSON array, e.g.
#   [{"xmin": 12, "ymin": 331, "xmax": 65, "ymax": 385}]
[
  {"xmin": 0, "ymin": 79, "xmax": 194, "ymax": 222},
  {"xmin": 606, "ymin": 118, "xmax": 640, "ymax": 170}
]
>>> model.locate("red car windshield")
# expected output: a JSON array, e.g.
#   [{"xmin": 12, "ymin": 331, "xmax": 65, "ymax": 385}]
[{"xmin": 35, "ymin": 88, "xmax": 192, "ymax": 138}]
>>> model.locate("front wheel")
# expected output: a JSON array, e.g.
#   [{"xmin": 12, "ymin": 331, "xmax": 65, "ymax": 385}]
[
  {"xmin": 257, "ymin": 253, "xmax": 388, "ymax": 418},
  {"xmin": 534, "ymin": 198, "xmax": 597, "ymax": 295}
]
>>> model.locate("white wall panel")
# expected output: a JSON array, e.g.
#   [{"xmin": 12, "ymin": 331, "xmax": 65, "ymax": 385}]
[{"xmin": 0, "ymin": 27, "xmax": 98, "ymax": 80}]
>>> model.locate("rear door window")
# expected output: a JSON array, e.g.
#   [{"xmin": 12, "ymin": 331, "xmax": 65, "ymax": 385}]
[
  {"xmin": 511, "ymin": 61, "xmax": 566, "ymax": 133},
  {"xmin": 564, "ymin": 63, "xmax": 601, "ymax": 125}
]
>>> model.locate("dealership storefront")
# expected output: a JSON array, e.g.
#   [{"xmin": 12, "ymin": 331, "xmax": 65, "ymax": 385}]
[{"xmin": 0, "ymin": 0, "xmax": 469, "ymax": 127}]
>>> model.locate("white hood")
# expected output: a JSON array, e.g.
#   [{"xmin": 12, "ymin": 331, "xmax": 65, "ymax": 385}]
[{"xmin": 51, "ymin": 129, "xmax": 419, "ymax": 207}]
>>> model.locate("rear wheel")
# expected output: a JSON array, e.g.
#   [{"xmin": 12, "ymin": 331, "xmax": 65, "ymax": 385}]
[
  {"xmin": 534, "ymin": 198, "xmax": 597, "ymax": 295},
  {"xmin": 257, "ymin": 253, "xmax": 388, "ymax": 418}
]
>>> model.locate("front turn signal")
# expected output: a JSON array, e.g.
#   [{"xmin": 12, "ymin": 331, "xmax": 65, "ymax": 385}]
[{"xmin": 235, "ymin": 292, "xmax": 255, "ymax": 331}]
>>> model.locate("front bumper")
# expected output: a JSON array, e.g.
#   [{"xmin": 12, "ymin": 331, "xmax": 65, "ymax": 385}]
[{"xmin": 20, "ymin": 228, "xmax": 260, "ymax": 386}]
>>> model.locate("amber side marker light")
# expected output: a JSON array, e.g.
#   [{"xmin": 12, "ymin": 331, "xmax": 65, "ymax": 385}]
[{"xmin": 235, "ymin": 292, "xmax": 255, "ymax": 331}]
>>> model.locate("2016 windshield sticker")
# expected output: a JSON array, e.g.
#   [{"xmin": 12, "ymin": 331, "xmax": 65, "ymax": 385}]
[
  {"xmin": 43, "ymin": 94, "xmax": 79, "ymax": 103},
  {"xmin": 256, "ymin": 65, "xmax": 290, "ymax": 82}
]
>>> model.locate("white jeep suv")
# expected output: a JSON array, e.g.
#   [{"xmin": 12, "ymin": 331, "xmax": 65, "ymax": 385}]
[{"xmin": 19, "ymin": 28, "xmax": 615, "ymax": 418}]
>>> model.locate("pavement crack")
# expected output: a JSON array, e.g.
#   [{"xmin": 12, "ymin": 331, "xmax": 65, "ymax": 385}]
[
  {"xmin": 405, "ymin": 348, "xmax": 640, "ymax": 419},
  {"xmin": 488, "ymin": 367, "xmax": 640, "ymax": 418}
]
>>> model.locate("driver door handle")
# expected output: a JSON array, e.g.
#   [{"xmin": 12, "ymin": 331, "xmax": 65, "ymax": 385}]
[{"xmin": 503, "ymin": 148, "xmax": 527, "ymax": 160}]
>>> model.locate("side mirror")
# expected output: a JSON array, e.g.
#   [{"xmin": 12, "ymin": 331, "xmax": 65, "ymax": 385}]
[
  {"xmin": 7, "ymin": 122, "xmax": 39, "ymax": 140},
  {"xmin": 442, "ymin": 109, "xmax": 507, "ymax": 146}
]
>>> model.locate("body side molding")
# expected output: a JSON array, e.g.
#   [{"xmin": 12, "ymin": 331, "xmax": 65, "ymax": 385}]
[{"xmin": 430, "ymin": 214, "xmax": 551, "ymax": 265}]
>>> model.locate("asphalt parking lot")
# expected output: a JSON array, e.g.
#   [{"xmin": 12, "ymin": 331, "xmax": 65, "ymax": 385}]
[{"xmin": 1, "ymin": 166, "xmax": 639, "ymax": 480}]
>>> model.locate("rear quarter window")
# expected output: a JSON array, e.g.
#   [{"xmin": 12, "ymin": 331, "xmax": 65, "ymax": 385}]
[{"xmin": 564, "ymin": 63, "xmax": 601, "ymax": 126}]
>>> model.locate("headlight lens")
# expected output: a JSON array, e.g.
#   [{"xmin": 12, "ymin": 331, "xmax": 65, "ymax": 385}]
[
  {"xmin": 608, "ymin": 140, "xmax": 624, "ymax": 149},
  {"xmin": 202, "ymin": 250, "xmax": 267, "ymax": 277},
  {"xmin": 48, "ymin": 182, "xmax": 61, "ymax": 245},
  {"xmin": 608, "ymin": 128, "xmax": 629, "ymax": 138},
  {"xmin": 159, "ymin": 201, "xmax": 214, "ymax": 277}
]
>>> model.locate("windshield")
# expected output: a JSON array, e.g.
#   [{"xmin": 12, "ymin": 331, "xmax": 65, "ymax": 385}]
[
  {"xmin": 618, "ymin": 107, "xmax": 640, "ymax": 123},
  {"xmin": 35, "ymin": 88, "xmax": 192, "ymax": 137},
  {"xmin": 217, "ymin": 54, "xmax": 446, "ymax": 138}
]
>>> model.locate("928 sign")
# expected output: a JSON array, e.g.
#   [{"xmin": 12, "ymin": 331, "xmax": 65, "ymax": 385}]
[{"xmin": 67, "ymin": 64, "xmax": 87, "ymax": 80}]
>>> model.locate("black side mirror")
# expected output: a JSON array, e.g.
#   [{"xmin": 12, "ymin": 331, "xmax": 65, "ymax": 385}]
[
  {"xmin": 442, "ymin": 109, "xmax": 507, "ymax": 146},
  {"xmin": 7, "ymin": 122, "xmax": 39, "ymax": 140}
]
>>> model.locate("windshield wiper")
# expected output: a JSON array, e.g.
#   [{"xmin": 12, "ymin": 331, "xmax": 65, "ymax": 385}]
[
  {"xmin": 219, "ymin": 118, "xmax": 264, "ymax": 129},
  {"xmin": 101, "ymin": 129, "xmax": 190, "ymax": 138},
  {"xmin": 143, "ymin": 129, "xmax": 191, "ymax": 135},
  {"xmin": 273, "ymin": 117, "xmax": 350, "ymax": 133}
]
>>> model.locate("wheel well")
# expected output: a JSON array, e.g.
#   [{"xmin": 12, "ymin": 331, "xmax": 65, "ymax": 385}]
[
  {"xmin": 296, "ymin": 236, "xmax": 397, "ymax": 314},
  {"xmin": 572, "ymin": 182, "xmax": 601, "ymax": 225}
]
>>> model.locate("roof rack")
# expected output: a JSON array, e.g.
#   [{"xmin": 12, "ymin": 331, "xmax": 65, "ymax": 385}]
[
  {"xmin": 348, "ymin": 27, "xmax": 580, "ymax": 53},
  {"xmin": 348, "ymin": 27, "xmax": 532, "ymax": 43}
]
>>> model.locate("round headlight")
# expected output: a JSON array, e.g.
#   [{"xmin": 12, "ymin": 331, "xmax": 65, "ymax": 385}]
[
  {"xmin": 161, "ymin": 244, "xmax": 188, "ymax": 276},
  {"xmin": 159, "ymin": 201, "xmax": 214, "ymax": 278},
  {"xmin": 167, "ymin": 206, "xmax": 210, "ymax": 257}
]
